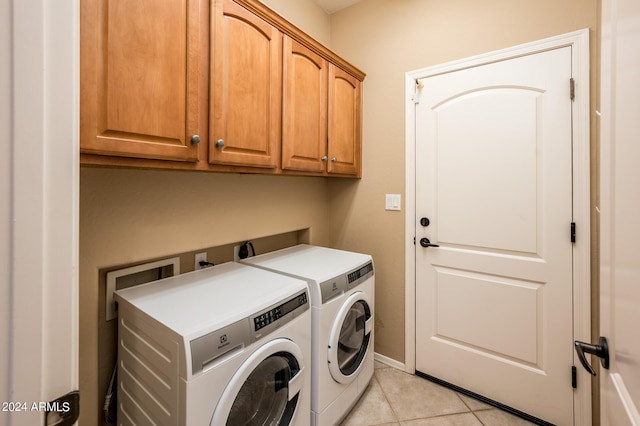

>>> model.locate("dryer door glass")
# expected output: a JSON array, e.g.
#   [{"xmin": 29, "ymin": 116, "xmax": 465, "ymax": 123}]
[
  {"xmin": 227, "ymin": 352, "xmax": 300, "ymax": 425},
  {"xmin": 337, "ymin": 300, "xmax": 371, "ymax": 375}
]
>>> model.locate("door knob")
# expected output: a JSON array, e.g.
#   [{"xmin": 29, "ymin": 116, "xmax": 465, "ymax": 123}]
[
  {"xmin": 216, "ymin": 139, "xmax": 225, "ymax": 148},
  {"xmin": 190, "ymin": 134, "xmax": 201, "ymax": 144},
  {"xmin": 574, "ymin": 336, "xmax": 609, "ymax": 376},
  {"xmin": 420, "ymin": 238, "xmax": 439, "ymax": 248}
]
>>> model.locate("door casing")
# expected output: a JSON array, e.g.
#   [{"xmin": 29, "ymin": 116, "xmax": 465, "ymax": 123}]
[{"xmin": 404, "ymin": 29, "xmax": 591, "ymax": 425}]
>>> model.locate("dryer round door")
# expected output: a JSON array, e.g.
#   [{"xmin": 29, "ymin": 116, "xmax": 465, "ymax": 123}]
[
  {"xmin": 210, "ymin": 338, "xmax": 306, "ymax": 426},
  {"xmin": 327, "ymin": 291, "xmax": 373, "ymax": 384}
]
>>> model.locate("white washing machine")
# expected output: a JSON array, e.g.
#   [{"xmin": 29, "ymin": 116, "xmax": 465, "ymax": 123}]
[
  {"xmin": 241, "ymin": 244, "xmax": 374, "ymax": 426},
  {"xmin": 113, "ymin": 262, "xmax": 311, "ymax": 425}
]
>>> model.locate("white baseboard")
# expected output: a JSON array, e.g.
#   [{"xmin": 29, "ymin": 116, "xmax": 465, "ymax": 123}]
[{"xmin": 374, "ymin": 352, "xmax": 405, "ymax": 371}]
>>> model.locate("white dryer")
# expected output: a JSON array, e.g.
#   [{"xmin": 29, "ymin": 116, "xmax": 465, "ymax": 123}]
[
  {"xmin": 241, "ymin": 244, "xmax": 374, "ymax": 426},
  {"xmin": 114, "ymin": 262, "xmax": 311, "ymax": 425}
]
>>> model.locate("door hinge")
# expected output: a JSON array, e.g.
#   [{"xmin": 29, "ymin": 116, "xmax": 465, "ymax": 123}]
[
  {"xmin": 570, "ymin": 78, "xmax": 575, "ymax": 101},
  {"xmin": 412, "ymin": 79, "xmax": 424, "ymax": 104},
  {"xmin": 45, "ymin": 390, "xmax": 79, "ymax": 426},
  {"xmin": 572, "ymin": 365, "xmax": 577, "ymax": 388},
  {"xmin": 570, "ymin": 222, "xmax": 576, "ymax": 243}
]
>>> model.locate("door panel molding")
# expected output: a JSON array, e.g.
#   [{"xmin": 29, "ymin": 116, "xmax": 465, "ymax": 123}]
[{"xmin": 405, "ymin": 29, "xmax": 591, "ymax": 425}]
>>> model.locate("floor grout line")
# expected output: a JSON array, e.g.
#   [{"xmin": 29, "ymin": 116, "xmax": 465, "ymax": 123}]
[
  {"xmin": 367, "ymin": 365, "xmax": 477, "ymax": 425},
  {"xmin": 473, "ymin": 410, "xmax": 487, "ymax": 426},
  {"xmin": 345, "ymin": 364, "xmax": 542, "ymax": 426},
  {"xmin": 373, "ymin": 368, "xmax": 401, "ymax": 424}
]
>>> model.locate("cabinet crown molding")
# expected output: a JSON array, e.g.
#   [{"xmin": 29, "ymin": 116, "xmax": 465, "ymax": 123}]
[{"xmin": 233, "ymin": 0, "xmax": 366, "ymax": 81}]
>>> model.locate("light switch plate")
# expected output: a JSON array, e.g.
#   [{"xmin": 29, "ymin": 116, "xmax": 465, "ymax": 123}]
[{"xmin": 385, "ymin": 194, "xmax": 401, "ymax": 211}]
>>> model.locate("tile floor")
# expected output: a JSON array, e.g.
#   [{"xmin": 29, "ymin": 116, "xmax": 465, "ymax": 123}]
[{"xmin": 340, "ymin": 362, "xmax": 538, "ymax": 426}]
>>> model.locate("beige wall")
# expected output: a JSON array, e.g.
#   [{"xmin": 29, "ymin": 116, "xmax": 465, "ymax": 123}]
[
  {"xmin": 262, "ymin": 0, "xmax": 331, "ymax": 45},
  {"xmin": 327, "ymin": 0, "xmax": 599, "ymax": 364}
]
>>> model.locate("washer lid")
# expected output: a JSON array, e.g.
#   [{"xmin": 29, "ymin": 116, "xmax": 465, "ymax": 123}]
[
  {"xmin": 114, "ymin": 262, "xmax": 307, "ymax": 338},
  {"xmin": 242, "ymin": 244, "xmax": 372, "ymax": 283}
]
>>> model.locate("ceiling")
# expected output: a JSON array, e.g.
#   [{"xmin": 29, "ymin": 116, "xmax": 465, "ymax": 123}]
[{"xmin": 312, "ymin": 0, "xmax": 361, "ymax": 14}]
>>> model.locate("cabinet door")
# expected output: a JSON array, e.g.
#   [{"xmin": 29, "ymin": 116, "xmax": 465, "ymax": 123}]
[
  {"xmin": 328, "ymin": 65, "xmax": 362, "ymax": 176},
  {"xmin": 282, "ymin": 36, "xmax": 328, "ymax": 173},
  {"xmin": 210, "ymin": 0, "xmax": 282, "ymax": 168},
  {"xmin": 80, "ymin": 0, "xmax": 205, "ymax": 161}
]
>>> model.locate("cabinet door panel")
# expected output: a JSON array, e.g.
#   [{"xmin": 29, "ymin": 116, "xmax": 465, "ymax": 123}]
[
  {"xmin": 210, "ymin": 0, "xmax": 281, "ymax": 168},
  {"xmin": 282, "ymin": 36, "xmax": 327, "ymax": 172},
  {"xmin": 328, "ymin": 65, "xmax": 361, "ymax": 176},
  {"xmin": 81, "ymin": 0, "xmax": 203, "ymax": 161}
]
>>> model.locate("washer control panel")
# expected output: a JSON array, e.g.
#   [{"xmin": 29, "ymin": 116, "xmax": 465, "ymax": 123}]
[
  {"xmin": 250, "ymin": 289, "xmax": 309, "ymax": 339},
  {"xmin": 189, "ymin": 289, "xmax": 308, "ymax": 376},
  {"xmin": 190, "ymin": 318, "xmax": 250, "ymax": 376}
]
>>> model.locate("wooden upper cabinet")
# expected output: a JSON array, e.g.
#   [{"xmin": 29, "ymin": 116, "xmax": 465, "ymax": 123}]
[
  {"xmin": 209, "ymin": 0, "xmax": 282, "ymax": 168},
  {"xmin": 282, "ymin": 36, "xmax": 362, "ymax": 177},
  {"xmin": 80, "ymin": 0, "xmax": 365, "ymax": 175},
  {"xmin": 80, "ymin": 0, "xmax": 206, "ymax": 162},
  {"xmin": 328, "ymin": 65, "xmax": 362, "ymax": 176},
  {"xmin": 282, "ymin": 36, "xmax": 328, "ymax": 173}
]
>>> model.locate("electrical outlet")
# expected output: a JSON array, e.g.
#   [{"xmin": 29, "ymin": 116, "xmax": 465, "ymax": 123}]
[
  {"xmin": 195, "ymin": 252, "xmax": 207, "ymax": 270},
  {"xmin": 234, "ymin": 245, "xmax": 241, "ymax": 262}
]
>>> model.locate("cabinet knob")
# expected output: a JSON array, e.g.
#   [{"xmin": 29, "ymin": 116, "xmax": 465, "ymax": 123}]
[
  {"xmin": 331, "ymin": 157, "xmax": 337, "ymax": 163},
  {"xmin": 190, "ymin": 134, "xmax": 201, "ymax": 144},
  {"xmin": 321, "ymin": 156, "xmax": 328, "ymax": 162},
  {"xmin": 216, "ymin": 139, "xmax": 225, "ymax": 148}
]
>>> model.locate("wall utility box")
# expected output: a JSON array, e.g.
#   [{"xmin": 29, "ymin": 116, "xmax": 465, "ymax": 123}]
[{"xmin": 105, "ymin": 257, "xmax": 180, "ymax": 321}]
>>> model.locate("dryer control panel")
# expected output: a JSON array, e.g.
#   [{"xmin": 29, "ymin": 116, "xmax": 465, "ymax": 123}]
[
  {"xmin": 347, "ymin": 262, "xmax": 374, "ymax": 288},
  {"xmin": 320, "ymin": 261, "xmax": 374, "ymax": 304}
]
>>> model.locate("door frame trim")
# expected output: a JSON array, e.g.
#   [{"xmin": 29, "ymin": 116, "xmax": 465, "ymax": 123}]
[{"xmin": 404, "ymin": 29, "xmax": 591, "ymax": 425}]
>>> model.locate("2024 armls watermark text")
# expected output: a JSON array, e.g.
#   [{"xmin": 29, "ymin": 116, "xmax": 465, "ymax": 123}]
[{"xmin": 2, "ymin": 401, "xmax": 71, "ymax": 413}]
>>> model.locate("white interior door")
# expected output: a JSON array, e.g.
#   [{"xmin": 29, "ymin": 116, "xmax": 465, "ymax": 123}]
[
  {"xmin": 2, "ymin": 1, "xmax": 79, "ymax": 425},
  {"xmin": 414, "ymin": 46, "xmax": 576, "ymax": 425},
  {"xmin": 599, "ymin": 0, "xmax": 640, "ymax": 423}
]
